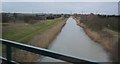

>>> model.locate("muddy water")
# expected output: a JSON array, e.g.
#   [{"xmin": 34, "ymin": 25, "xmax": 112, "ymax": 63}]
[{"xmin": 40, "ymin": 17, "xmax": 110, "ymax": 62}]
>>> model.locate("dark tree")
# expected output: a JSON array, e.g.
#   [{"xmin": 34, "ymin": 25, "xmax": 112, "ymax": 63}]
[
  {"xmin": 2, "ymin": 13, "xmax": 10, "ymax": 23},
  {"xmin": 13, "ymin": 13, "xmax": 18, "ymax": 23}
]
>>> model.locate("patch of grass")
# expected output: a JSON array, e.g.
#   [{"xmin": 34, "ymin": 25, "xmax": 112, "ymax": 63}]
[
  {"xmin": 2, "ymin": 18, "xmax": 67, "ymax": 62},
  {"xmin": 103, "ymin": 28, "xmax": 120, "ymax": 38},
  {"xmin": 2, "ymin": 18, "xmax": 61, "ymax": 44}
]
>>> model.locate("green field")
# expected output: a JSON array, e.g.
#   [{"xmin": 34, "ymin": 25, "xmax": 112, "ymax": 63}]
[{"xmin": 2, "ymin": 18, "xmax": 62, "ymax": 44}]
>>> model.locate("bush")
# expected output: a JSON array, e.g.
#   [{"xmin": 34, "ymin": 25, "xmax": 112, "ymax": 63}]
[
  {"xmin": 78, "ymin": 14, "xmax": 119, "ymax": 32},
  {"xmin": 2, "ymin": 13, "xmax": 11, "ymax": 23}
]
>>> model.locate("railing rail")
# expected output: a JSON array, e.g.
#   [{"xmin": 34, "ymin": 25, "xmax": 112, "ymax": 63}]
[
  {"xmin": 0, "ymin": 38, "xmax": 97, "ymax": 64},
  {"xmin": 0, "ymin": 56, "xmax": 17, "ymax": 64}
]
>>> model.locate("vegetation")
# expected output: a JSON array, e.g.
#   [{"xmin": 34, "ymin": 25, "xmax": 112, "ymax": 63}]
[
  {"xmin": 2, "ymin": 13, "xmax": 64, "ymax": 43},
  {"xmin": 2, "ymin": 13, "xmax": 62, "ymax": 23},
  {"xmin": 74, "ymin": 13, "xmax": 119, "ymax": 62},
  {"xmin": 74, "ymin": 13, "xmax": 119, "ymax": 32},
  {"xmin": 2, "ymin": 13, "xmax": 68, "ymax": 62},
  {"xmin": 2, "ymin": 18, "xmax": 61, "ymax": 43}
]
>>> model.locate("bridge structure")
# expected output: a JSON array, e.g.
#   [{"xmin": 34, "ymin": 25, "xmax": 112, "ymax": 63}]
[{"xmin": 0, "ymin": 38, "xmax": 98, "ymax": 64}]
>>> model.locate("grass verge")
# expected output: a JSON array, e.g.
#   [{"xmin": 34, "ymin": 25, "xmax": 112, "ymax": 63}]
[{"xmin": 2, "ymin": 18, "xmax": 67, "ymax": 62}]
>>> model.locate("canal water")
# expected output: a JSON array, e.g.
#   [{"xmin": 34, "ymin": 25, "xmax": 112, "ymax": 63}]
[{"xmin": 40, "ymin": 17, "xmax": 110, "ymax": 62}]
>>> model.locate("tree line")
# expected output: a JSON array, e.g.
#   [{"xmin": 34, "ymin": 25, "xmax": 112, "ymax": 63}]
[
  {"xmin": 2, "ymin": 13, "xmax": 66, "ymax": 23},
  {"xmin": 74, "ymin": 13, "xmax": 120, "ymax": 32}
]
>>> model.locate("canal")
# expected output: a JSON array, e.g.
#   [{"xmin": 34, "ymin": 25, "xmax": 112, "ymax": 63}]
[{"xmin": 40, "ymin": 17, "xmax": 110, "ymax": 62}]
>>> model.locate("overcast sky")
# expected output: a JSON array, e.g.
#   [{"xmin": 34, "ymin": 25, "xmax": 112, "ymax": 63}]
[
  {"xmin": 1, "ymin": 0, "xmax": 120, "ymax": 2},
  {"xmin": 2, "ymin": 2, "xmax": 118, "ymax": 15}
]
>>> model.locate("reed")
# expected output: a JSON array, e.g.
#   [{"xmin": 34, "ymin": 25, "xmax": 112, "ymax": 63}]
[{"xmin": 75, "ymin": 17, "xmax": 118, "ymax": 62}]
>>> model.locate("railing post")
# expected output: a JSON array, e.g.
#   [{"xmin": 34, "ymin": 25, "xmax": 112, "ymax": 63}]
[{"xmin": 6, "ymin": 44, "xmax": 12, "ymax": 64}]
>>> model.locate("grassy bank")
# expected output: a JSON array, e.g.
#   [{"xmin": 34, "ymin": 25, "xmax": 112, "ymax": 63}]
[
  {"xmin": 2, "ymin": 17, "xmax": 67, "ymax": 62},
  {"xmin": 3, "ymin": 18, "xmax": 62, "ymax": 43},
  {"xmin": 74, "ymin": 14, "xmax": 119, "ymax": 62}
]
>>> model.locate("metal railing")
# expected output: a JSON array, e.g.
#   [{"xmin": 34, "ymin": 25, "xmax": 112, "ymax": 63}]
[{"xmin": 0, "ymin": 38, "xmax": 98, "ymax": 64}]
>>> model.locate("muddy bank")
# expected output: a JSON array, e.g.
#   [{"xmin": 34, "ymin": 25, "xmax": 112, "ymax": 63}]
[
  {"xmin": 10, "ymin": 19, "xmax": 67, "ymax": 62},
  {"xmin": 75, "ymin": 18, "xmax": 118, "ymax": 62}
]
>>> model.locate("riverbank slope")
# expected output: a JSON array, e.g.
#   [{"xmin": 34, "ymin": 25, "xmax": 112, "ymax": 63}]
[
  {"xmin": 2, "ymin": 18, "xmax": 67, "ymax": 62},
  {"xmin": 74, "ymin": 14, "xmax": 119, "ymax": 62}
]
